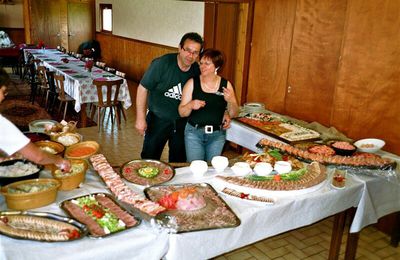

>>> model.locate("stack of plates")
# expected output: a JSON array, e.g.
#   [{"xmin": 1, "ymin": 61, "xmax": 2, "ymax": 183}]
[{"xmin": 243, "ymin": 102, "xmax": 265, "ymax": 114}]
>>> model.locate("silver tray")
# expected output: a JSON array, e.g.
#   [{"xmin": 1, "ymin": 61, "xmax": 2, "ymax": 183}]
[
  {"xmin": 0, "ymin": 211, "xmax": 88, "ymax": 242},
  {"xmin": 144, "ymin": 183, "xmax": 241, "ymax": 233},
  {"xmin": 60, "ymin": 193, "xmax": 141, "ymax": 238},
  {"xmin": 120, "ymin": 159, "xmax": 175, "ymax": 186}
]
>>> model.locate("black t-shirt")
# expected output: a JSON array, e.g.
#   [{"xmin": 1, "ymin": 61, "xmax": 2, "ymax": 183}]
[
  {"xmin": 189, "ymin": 76, "xmax": 228, "ymax": 126},
  {"xmin": 140, "ymin": 53, "xmax": 200, "ymax": 120}
]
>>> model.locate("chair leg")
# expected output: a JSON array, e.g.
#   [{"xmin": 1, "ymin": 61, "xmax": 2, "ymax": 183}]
[
  {"xmin": 97, "ymin": 107, "xmax": 101, "ymax": 132},
  {"xmin": 115, "ymin": 106, "xmax": 121, "ymax": 129},
  {"xmin": 63, "ymin": 102, "xmax": 68, "ymax": 121},
  {"xmin": 119, "ymin": 102, "xmax": 127, "ymax": 122}
]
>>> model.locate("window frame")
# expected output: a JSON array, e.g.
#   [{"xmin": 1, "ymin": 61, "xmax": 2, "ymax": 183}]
[{"xmin": 100, "ymin": 4, "xmax": 113, "ymax": 33}]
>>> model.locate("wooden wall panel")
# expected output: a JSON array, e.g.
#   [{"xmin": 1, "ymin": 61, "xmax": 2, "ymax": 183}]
[
  {"xmin": 0, "ymin": 28, "xmax": 25, "ymax": 44},
  {"xmin": 284, "ymin": 0, "xmax": 347, "ymax": 126},
  {"xmin": 95, "ymin": 33, "xmax": 176, "ymax": 82},
  {"xmin": 331, "ymin": 0, "xmax": 400, "ymax": 153},
  {"xmin": 247, "ymin": 0, "xmax": 296, "ymax": 113}
]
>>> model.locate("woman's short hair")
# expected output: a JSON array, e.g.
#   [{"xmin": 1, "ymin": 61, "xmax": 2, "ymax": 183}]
[
  {"xmin": 0, "ymin": 67, "xmax": 10, "ymax": 87},
  {"xmin": 200, "ymin": 49, "xmax": 224, "ymax": 69}
]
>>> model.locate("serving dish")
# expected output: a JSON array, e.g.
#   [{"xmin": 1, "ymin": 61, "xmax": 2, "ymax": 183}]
[
  {"xmin": 60, "ymin": 193, "xmax": 140, "ymax": 238},
  {"xmin": 34, "ymin": 140, "xmax": 65, "ymax": 156},
  {"xmin": 1, "ymin": 178, "xmax": 61, "ymax": 210},
  {"xmin": 0, "ymin": 211, "xmax": 88, "ymax": 242},
  {"xmin": 51, "ymin": 159, "xmax": 88, "ymax": 191},
  {"xmin": 23, "ymin": 132, "xmax": 50, "ymax": 143},
  {"xmin": 65, "ymin": 141, "xmax": 99, "ymax": 159},
  {"xmin": 28, "ymin": 119, "xmax": 58, "ymax": 133},
  {"xmin": 0, "ymin": 159, "xmax": 43, "ymax": 186},
  {"xmin": 52, "ymin": 132, "xmax": 81, "ymax": 147},
  {"xmin": 120, "ymin": 159, "xmax": 175, "ymax": 186},
  {"xmin": 354, "ymin": 138, "xmax": 385, "ymax": 153},
  {"xmin": 144, "ymin": 183, "xmax": 240, "ymax": 233},
  {"xmin": 327, "ymin": 140, "xmax": 356, "ymax": 156}
]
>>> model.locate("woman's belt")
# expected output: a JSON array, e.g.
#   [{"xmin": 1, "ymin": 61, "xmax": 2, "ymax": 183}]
[{"xmin": 188, "ymin": 120, "xmax": 222, "ymax": 133}]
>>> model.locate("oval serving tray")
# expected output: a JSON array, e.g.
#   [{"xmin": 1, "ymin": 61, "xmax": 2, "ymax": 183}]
[{"xmin": 0, "ymin": 211, "xmax": 88, "ymax": 242}]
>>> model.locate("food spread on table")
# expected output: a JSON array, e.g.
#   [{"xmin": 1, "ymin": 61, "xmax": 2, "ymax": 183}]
[
  {"xmin": 0, "ymin": 161, "xmax": 40, "ymax": 178},
  {"xmin": 237, "ymin": 112, "xmax": 320, "ymax": 143},
  {"xmin": 120, "ymin": 159, "xmax": 175, "ymax": 186},
  {"xmin": 144, "ymin": 183, "xmax": 240, "ymax": 233}
]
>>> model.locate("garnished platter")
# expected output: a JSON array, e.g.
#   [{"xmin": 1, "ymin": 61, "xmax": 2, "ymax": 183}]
[
  {"xmin": 235, "ymin": 112, "xmax": 320, "ymax": 143},
  {"xmin": 60, "ymin": 193, "xmax": 140, "ymax": 238},
  {"xmin": 144, "ymin": 183, "xmax": 240, "ymax": 233},
  {"xmin": 0, "ymin": 211, "xmax": 87, "ymax": 242},
  {"xmin": 120, "ymin": 159, "xmax": 175, "ymax": 186}
]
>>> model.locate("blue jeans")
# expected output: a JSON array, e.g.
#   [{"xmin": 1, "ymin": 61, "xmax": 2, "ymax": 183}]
[{"xmin": 184, "ymin": 123, "xmax": 226, "ymax": 162}]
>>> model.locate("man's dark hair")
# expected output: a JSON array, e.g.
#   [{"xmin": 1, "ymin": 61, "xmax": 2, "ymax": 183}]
[
  {"xmin": 179, "ymin": 32, "xmax": 203, "ymax": 50},
  {"xmin": 0, "ymin": 67, "xmax": 10, "ymax": 87}
]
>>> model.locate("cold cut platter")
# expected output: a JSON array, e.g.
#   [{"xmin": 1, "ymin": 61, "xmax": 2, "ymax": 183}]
[
  {"xmin": 120, "ymin": 159, "xmax": 175, "ymax": 186},
  {"xmin": 144, "ymin": 183, "xmax": 240, "ymax": 233},
  {"xmin": 60, "ymin": 193, "xmax": 140, "ymax": 238},
  {"xmin": 0, "ymin": 211, "xmax": 87, "ymax": 242},
  {"xmin": 236, "ymin": 112, "xmax": 320, "ymax": 144}
]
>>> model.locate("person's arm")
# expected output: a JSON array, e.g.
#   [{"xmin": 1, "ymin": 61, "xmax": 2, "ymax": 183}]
[
  {"xmin": 135, "ymin": 84, "xmax": 148, "ymax": 136},
  {"xmin": 178, "ymin": 78, "xmax": 205, "ymax": 117},
  {"xmin": 18, "ymin": 142, "xmax": 71, "ymax": 171},
  {"xmin": 223, "ymin": 81, "xmax": 239, "ymax": 118}
]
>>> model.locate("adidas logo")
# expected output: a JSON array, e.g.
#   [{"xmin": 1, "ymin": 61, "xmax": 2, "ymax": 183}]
[{"xmin": 164, "ymin": 83, "xmax": 182, "ymax": 100}]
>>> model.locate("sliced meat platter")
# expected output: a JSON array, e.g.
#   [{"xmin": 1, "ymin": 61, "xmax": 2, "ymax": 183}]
[
  {"xmin": 0, "ymin": 211, "xmax": 87, "ymax": 242},
  {"xmin": 60, "ymin": 193, "xmax": 140, "ymax": 238}
]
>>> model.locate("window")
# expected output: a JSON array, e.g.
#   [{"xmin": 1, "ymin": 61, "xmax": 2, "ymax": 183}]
[{"xmin": 100, "ymin": 4, "xmax": 112, "ymax": 33}]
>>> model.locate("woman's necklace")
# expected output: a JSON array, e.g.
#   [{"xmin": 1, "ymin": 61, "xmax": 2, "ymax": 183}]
[{"xmin": 201, "ymin": 76, "xmax": 219, "ymax": 93}]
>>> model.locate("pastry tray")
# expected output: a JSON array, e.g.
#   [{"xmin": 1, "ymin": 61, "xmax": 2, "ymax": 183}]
[
  {"xmin": 144, "ymin": 183, "xmax": 241, "ymax": 233},
  {"xmin": 60, "ymin": 193, "xmax": 141, "ymax": 238},
  {"xmin": 0, "ymin": 211, "xmax": 88, "ymax": 242}
]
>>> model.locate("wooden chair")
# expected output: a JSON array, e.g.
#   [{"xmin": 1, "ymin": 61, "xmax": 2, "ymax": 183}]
[
  {"xmin": 36, "ymin": 65, "xmax": 49, "ymax": 105},
  {"xmin": 54, "ymin": 74, "xmax": 74, "ymax": 120},
  {"xmin": 44, "ymin": 70, "xmax": 58, "ymax": 112},
  {"xmin": 90, "ymin": 79, "xmax": 124, "ymax": 131},
  {"xmin": 115, "ymin": 70, "xmax": 127, "ymax": 122}
]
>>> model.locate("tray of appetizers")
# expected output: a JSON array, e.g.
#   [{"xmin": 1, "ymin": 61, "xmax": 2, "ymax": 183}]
[
  {"xmin": 120, "ymin": 159, "xmax": 175, "ymax": 186},
  {"xmin": 0, "ymin": 211, "xmax": 87, "ymax": 242},
  {"xmin": 60, "ymin": 193, "xmax": 140, "ymax": 238},
  {"xmin": 144, "ymin": 183, "xmax": 240, "ymax": 233}
]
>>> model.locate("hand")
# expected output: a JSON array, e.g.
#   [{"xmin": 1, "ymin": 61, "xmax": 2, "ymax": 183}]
[
  {"xmin": 56, "ymin": 159, "xmax": 71, "ymax": 172},
  {"xmin": 135, "ymin": 118, "xmax": 147, "ymax": 136},
  {"xmin": 191, "ymin": 99, "xmax": 206, "ymax": 110},
  {"xmin": 223, "ymin": 87, "xmax": 235, "ymax": 103},
  {"xmin": 222, "ymin": 113, "xmax": 231, "ymax": 129}
]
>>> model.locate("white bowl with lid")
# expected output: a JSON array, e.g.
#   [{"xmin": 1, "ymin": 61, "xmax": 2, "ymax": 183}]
[
  {"xmin": 274, "ymin": 161, "xmax": 292, "ymax": 174},
  {"xmin": 254, "ymin": 162, "xmax": 273, "ymax": 176},
  {"xmin": 231, "ymin": 162, "xmax": 252, "ymax": 176},
  {"xmin": 211, "ymin": 156, "xmax": 229, "ymax": 173},
  {"xmin": 190, "ymin": 160, "xmax": 208, "ymax": 178}
]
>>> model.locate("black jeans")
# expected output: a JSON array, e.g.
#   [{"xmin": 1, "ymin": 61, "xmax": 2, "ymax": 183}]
[{"xmin": 141, "ymin": 111, "xmax": 187, "ymax": 163}]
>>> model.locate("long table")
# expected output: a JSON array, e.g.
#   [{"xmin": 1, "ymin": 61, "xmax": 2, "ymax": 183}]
[{"xmin": 24, "ymin": 49, "xmax": 132, "ymax": 127}]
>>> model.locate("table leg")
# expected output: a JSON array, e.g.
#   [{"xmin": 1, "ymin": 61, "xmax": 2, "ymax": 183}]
[
  {"xmin": 328, "ymin": 210, "xmax": 347, "ymax": 260},
  {"xmin": 344, "ymin": 207, "xmax": 357, "ymax": 260},
  {"xmin": 80, "ymin": 103, "xmax": 87, "ymax": 128}
]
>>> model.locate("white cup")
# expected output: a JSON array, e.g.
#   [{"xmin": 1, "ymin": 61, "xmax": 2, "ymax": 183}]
[
  {"xmin": 274, "ymin": 161, "xmax": 292, "ymax": 174},
  {"xmin": 190, "ymin": 160, "xmax": 208, "ymax": 178},
  {"xmin": 211, "ymin": 156, "xmax": 229, "ymax": 173},
  {"xmin": 231, "ymin": 162, "xmax": 252, "ymax": 176},
  {"xmin": 254, "ymin": 162, "xmax": 273, "ymax": 176}
]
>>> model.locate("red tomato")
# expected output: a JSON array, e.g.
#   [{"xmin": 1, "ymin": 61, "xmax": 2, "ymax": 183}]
[
  {"xmin": 158, "ymin": 195, "xmax": 177, "ymax": 210},
  {"xmin": 274, "ymin": 175, "xmax": 281, "ymax": 182},
  {"xmin": 67, "ymin": 229, "xmax": 80, "ymax": 239}
]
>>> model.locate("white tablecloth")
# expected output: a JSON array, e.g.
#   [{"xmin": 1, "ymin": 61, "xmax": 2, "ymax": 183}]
[
  {"xmin": 24, "ymin": 49, "xmax": 132, "ymax": 112},
  {"xmin": 0, "ymin": 170, "xmax": 168, "ymax": 260}
]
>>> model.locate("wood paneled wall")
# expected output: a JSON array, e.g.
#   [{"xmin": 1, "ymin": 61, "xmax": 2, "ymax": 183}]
[
  {"xmin": 247, "ymin": 0, "xmax": 400, "ymax": 154},
  {"xmin": 95, "ymin": 33, "xmax": 176, "ymax": 82},
  {"xmin": 0, "ymin": 28, "xmax": 25, "ymax": 45}
]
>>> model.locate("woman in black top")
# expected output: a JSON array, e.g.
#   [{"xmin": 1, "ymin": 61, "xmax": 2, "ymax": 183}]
[{"xmin": 179, "ymin": 49, "xmax": 239, "ymax": 162}]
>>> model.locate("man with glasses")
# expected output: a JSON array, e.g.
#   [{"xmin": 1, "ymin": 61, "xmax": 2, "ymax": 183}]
[{"xmin": 135, "ymin": 32, "xmax": 203, "ymax": 162}]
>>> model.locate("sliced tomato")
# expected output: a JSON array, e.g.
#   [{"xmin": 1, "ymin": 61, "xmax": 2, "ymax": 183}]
[
  {"xmin": 67, "ymin": 229, "xmax": 81, "ymax": 239},
  {"xmin": 158, "ymin": 195, "xmax": 177, "ymax": 210},
  {"xmin": 274, "ymin": 175, "xmax": 281, "ymax": 182}
]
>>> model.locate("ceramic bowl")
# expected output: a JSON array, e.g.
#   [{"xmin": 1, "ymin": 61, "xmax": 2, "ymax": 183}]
[
  {"xmin": 28, "ymin": 119, "xmax": 58, "ymax": 133},
  {"xmin": 65, "ymin": 141, "xmax": 100, "ymax": 160},
  {"xmin": 253, "ymin": 162, "xmax": 273, "ymax": 176},
  {"xmin": 51, "ymin": 159, "xmax": 88, "ymax": 191},
  {"xmin": 1, "ymin": 178, "xmax": 60, "ymax": 210},
  {"xmin": 23, "ymin": 132, "xmax": 50, "ymax": 143},
  {"xmin": 274, "ymin": 161, "xmax": 292, "ymax": 174},
  {"xmin": 211, "ymin": 156, "xmax": 229, "ymax": 172},
  {"xmin": 53, "ymin": 132, "xmax": 82, "ymax": 147},
  {"xmin": 190, "ymin": 160, "xmax": 208, "ymax": 178},
  {"xmin": 34, "ymin": 140, "xmax": 65, "ymax": 156},
  {"xmin": 0, "ymin": 159, "xmax": 43, "ymax": 186},
  {"xmin": 329, "ymin": 140, "xmax": 356, "ymax": 156},
  {"xmin": 231, "ymin": 162, "xmax": 252, "ymax": 176},
  {"xmin": 354, "ymin": 138, "xmax": 385, "ymax": 153}
]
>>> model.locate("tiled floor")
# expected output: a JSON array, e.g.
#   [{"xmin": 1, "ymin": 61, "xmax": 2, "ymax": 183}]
[
  {"xmin": 76, "ymin": 80, "xmax": 400, "ymax": 260},
  {"xmin": 6, "ymin": 73, "xmax": 400, "ymax": 259}
]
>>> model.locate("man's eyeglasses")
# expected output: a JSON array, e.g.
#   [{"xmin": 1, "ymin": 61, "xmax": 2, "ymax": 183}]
[{"xmin": 182, "ymin": 47, "xmax": 200, "ymax": 56}]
